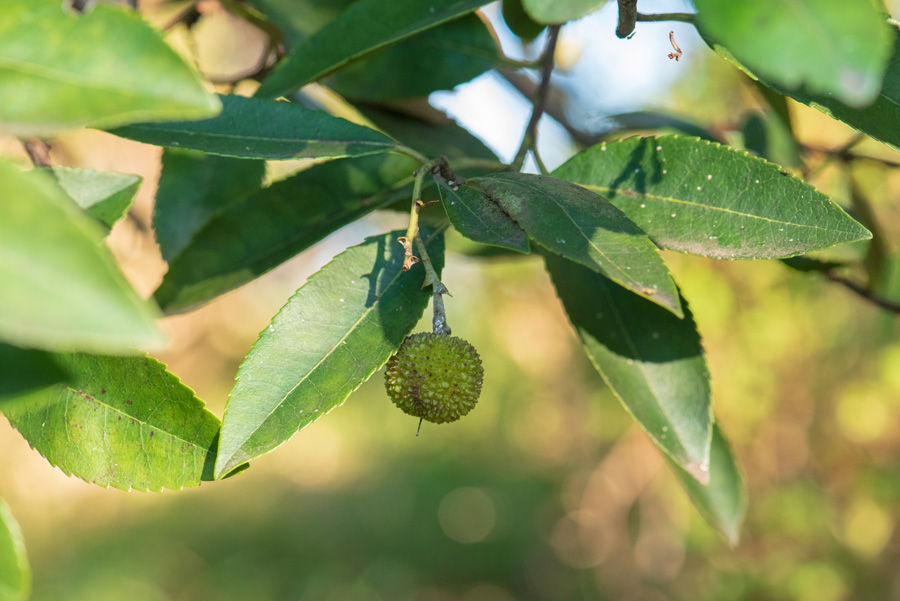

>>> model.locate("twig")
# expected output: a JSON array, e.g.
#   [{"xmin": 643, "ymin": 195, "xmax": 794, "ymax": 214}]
[
  {"xmin": 512, "ymin": 25, "xmax": 560, "ymax": 170},
  {"xmin": 616, "ymin": 0, "xmax": 637, "ymax": 39},
  {"xmin": 21, "ymin": 139, "xmax": 52, "ymax": 167},
  {"xmin": 825, "ymin": 272, "xmax": 900, "ymax": 314},
  {"xmin": 849, "ymin": 177, "xmax": 888, "ymax": 291},
  {"xmin": 636, "ymin": 12, "xmax": 696, "ymax": 24},
  {"xmin": 415, "ymin": 233, "xmax": 451, "ymax": 335},
  {"xmin": 398, "ymin": 159, "xmax": 439, "ymax": 271},
  {"xmin": 667, "ymin": 30, "xmax": 683, "ymax": 61}
]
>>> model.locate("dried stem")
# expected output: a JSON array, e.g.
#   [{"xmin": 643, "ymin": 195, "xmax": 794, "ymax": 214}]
[
  {"xmin": 21, "ymin": 139, "xmax": 52, "ymax": 167},
  {"xmin": 512, "ymin": 25, "xmax": 560, "ymax": 171}
]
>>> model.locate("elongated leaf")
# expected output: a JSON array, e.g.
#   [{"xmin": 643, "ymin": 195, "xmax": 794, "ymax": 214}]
[
  {"xmin": 469, "ymin": 172, "xmax": 682, "ymax": 316},
  {"xmin": 155, "ymin": 153, "xmax": 418, "ymax": 313},
  {"xmin": 0, "ymin": 0, "xmax": 219, "ymax": 136},
  {"xmin": 694, "ymin": 0, "xmax": 891, "ymax": 108},
  {"xmin": 326, "ymin": 14, "xmax": 498, "ymax": 101},
  {"xmin": 0, "ymin": 499, "xmax": 29, "ymax": 601},
  {"xmin": 0, "ymin": 160, "xmax": 164, "ymax": 353},
  {"xmin": 111, "ymin": 94, "xmax": 397, "ymax": 160},
  {"xmin": 3, "ymin": 354, "xmax": 222, "ymax": 491},
  {"xmin": 215, "ymin": 229, "xmax": 444, "ymax": 477},
  {"xmin": 46, "ymin": 167, "xmax": 141, "ymax": 231},
  {"xmin": 0, "ymin": 344, "xmax": 69, "ymax": 403},
  {"xmin": 546, "ymin": 253, "xmax": 712, "ymax": 481},
  {"xmin": 255, "ymin": 0, "xmax": 492, "ymax": 98},
  {"xmin": 247, "ymin": 0, "xmax": 354, "ymax": 47},
  {"xmin": 553, "ymin": 136, "xmax": 871, "ymax": 259},
  {"xmin": 670, "ymin": 424, "xmax": 746, "ymax": 545},
  {"xmin": 154, "ymin": 150, "xmax": 266, "ymax": 262},
  {"xmin": 439, "ymin": 181, "xmax": 529, "ymax": 253},
  {"xmin": 522, "ymin": 0, "xmax": 605, "ymax": 24}
]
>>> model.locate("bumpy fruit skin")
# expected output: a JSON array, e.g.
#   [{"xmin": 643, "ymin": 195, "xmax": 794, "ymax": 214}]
[{"xmin": 385, "ymin": 332, "xmax": 483, "ymax": 424}]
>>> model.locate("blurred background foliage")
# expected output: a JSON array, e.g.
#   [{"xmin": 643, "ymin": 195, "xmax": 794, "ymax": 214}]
[{"xmin": 4, "ymin": 0, "xmax": 900, "ymax": 600}]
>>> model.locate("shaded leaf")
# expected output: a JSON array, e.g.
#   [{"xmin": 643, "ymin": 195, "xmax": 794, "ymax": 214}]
[
  {"xmin": 694, "ymin": 0, "xmax": 892, "ymax": 107},
  {"xmin": 246, "ymin": 0, "xmax": 354, "ymax": 48},
  {"xmin": 469, "ymin": 172, "xmax": 682, "ymax": 316},
  {"xmin": 741, "ymin": 111, "xmax": 801, "ymax": 168},
  {"xmin": 326, "ymin": 14, "xmax": 498, "ymax": 101},
  {"xmin": 502, "ymin": 0, "xmax": 545, "ymax": 40},
  {"xmin": 155, "ymin": 153, "xmax": 418, "ymax": 313},
  {"xmin": 0, "ymin": 160, "xmax": 164, "ymax": 353},
  {"xmin": 0, "ymin": 499, "xmax": 29, "ymax": 601},
  {"xmin": 46, "ymin": 167, "xmax": 141, "ymax": 231},
  {"xmin": 0, "ymin": 344, "xmax": 69, "ymax": 403},
  {"xmin": 154, "ymin": 150, "xmax": 266, "ymax": 262},
  {"xmin": 669, "ymin": 424, "xmax": 747, "ymax": 545},
  {"xmin": 0, "ymin": 0, "xmax": 219, "ymax": 136},
  {"xmin": 3, "ymin": 354, "xmax": 222, "ymax": 491},
  {"xmin": 522, "ymin": 0, "xmax": 605, "ymax": 24},
  {"xmin": 546, "ymin": 253, "xmax": 712, "ymax": 481},
  {"xmin": 215, "ymin": 229, "xmax": 444, "ymax": 477},
  {"xmin": 438, "ymin": 181, "xmax": 530, "ymax": 254},
  {"xmin": 111, "ymin": 94, "xmax": 397, "ymax": 160},
  {"xmin": 553, "ymin": 136, "xmax": 871, "ymax": 259},
  {"xmin": 255, "ymin": 0, "xmax": 492, "ymax": 98},
  {"xmin": 601, "ymin": 111, "xmax": 719, "ymax": 142}
]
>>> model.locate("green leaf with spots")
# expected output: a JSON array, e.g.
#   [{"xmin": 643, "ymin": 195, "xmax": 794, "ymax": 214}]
[
  {"xmin": 468, "ymin": 172, "xmax": 682, "ymax": 316},
  {"xmin": 111, "ymin": 95, "xmax": 397, "ymax": 160},
  {"xmin": 0, "ymin": 0, "xmax": 219, "ymax": 136},
  {"xmin": 0, "ymin": 344, "xmax": 69, "ymax": 404},
  {"xmin": 45, "ymin": 167, "xmax": 141, "ymax": 232},
  {"xmin": 215, "ymin": 229, "xmax": 444, "ymax": 478},
  {"xmin": 522, "ymin": 0, "xmax": 605, "ymax": 24},
  {"xmin": 546, "ymin": 253, "xmax": 712, "ymax": 482},
  {"xmin": 694, "ymin": 0, "xmax": 892, "ymax": 108},
  {"xmin": 670, "ymin": 424, "xmax": 747, "ymax": 545},
  {"xmin": 0, "ymin": 160, "xmax": 164, "ymax": 353},
  {"xmin": 553, "ymin": 136, "xmax": 871, "ymax": 259},
  {"xmin": 254, "ymin": 0, "xmax": 493, "ymax": 98},
  {"xmin": 154, "ymin": 153, "xmax": 418, "ymax": 313},
  {"xmin": 3, "ymin": 354, "xmax": 222, "ymax": 491},
  {"xmin": 438, "ymin": 181, "xmax": 529, "ymax": 254},
  {"xmin": 0, "ymin": 499, "xmax": 29, "ymax": 601},
  {"xmin": 154, "ymin": 150, "xmax": 266, "ymax": 262}
]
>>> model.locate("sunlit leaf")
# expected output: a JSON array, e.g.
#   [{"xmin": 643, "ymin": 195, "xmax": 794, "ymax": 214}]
[
  {"xmin": 546, "ymin": 253, "xmax": 712, "ymax": 481},
  {"xmin": 669, "ymin": 424, "xmax": 747, "ymax": 545},
  {"xmin": 154, "ymin": 150, "xmax": 266, "ymax": 262},
  {"xmin": 0, "ymin": 0, "xmax": 219, "ymax": 136},
  {"xmin": 0, "ymin": 499, "xmax": 29, "ymax": 601},
  {"xmin": 438, "ymin": 181, "xmax": 530, "ymax": 254},
  {"xmin": 112, "ymin": 94, "xmax": 398, "ymax": 160},
  {"xmin": 0, "ymin": 160, "xmax": 164, "ymax": 353},
  {"xmin": 694, "ymin": 0, "xmax": 892, "ymax": 107},
  {"xmin": 521, "ymin": 0, "xmax": 605, "ymax": 24},
  {"xmin": 255, "ymin": 0, "xmax": 492, "ymax": 98},
  {"xmin": 154, "ymin": 153, "xmax": 418, "ymax": 313},
  {"xmin": 466, "ymin": 172, "xmax": 682, "ymax": 316},
  {"xmin": 215, "ymin": 228, "xmax": 444, "ymax": 478},
  {"xmin": 3, "ymin": 354, "xmax": 222, "ymax": 491},
  {"xmin": 45, "ymin": 167, "xmax": 141, "ymax": 232},
  {"xmin": 553, "ymin": 136, "xmax": 871, "ymax": 259}
]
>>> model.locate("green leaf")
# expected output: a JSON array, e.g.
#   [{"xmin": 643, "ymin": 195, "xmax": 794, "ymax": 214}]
[
  {"xmin": 469, "ymin": 172, "xmax": 682, "ymax": 317},
  {"xmin": 438, "ymin": 181, "xmax": 530, "ymax": 254},
  {"xmin": 0, "ymin": 344, "xmax": 69, "ymax": 403},
  {"xmin": 502, "ymin": 0, "xmax": 545, "ymax": 40},
  {"xmin": 552, "ymin": 136, "xmax": 871, "ymax": 259},
  {"xmin": 546, "ymin": 253, "xmax": 712, "ymax": 481},
  {"xmin": 3, "ymin": 354, "xmax": 222, "ymax": 491},
  {"xmin": 154, "ymin": 150, "xmax": 266, "ymax": 262},
  {"xmin": 602, "ymin": 111, "xmax": 719, "ymax": 142},
  {"xmin": 215, "ymin": 228, "xmax": 444, "ymax": 478},
  {"xmin": 522, "ymin": 0, "xmax": 605, "ymax": 24},
  {"xmin": 255, "ymin": 0, "xmax": 493, "ymax": 98},
  {"xmin": 325, "ymin": 14, "xmax": 498, "ymax": 102},
  {"xmin": 0, "ymin": 0, "xmax": 219, "ymax": 136},
  {"xmin": 111, "ymin": 94, "xmax": 397, "ymax": 160},
  {"xmin": 669, "ymin": 424, "xmax": 747, "ymax": 545},
  {"xmin": 0, "ymin": 160, "xmax": 164, "ymax": 353},
  {"xmin": 0, "ymin": 499, "xmax": 29, "ymax": 601},
  {"xmin": 741, "ymin": 111, "xmax": 801, "ymax": 168},
  {"xmin": 46, "ymin": 167, "xmax": 141, "ymax": 231},
  {"xmin": 155, "ymin": 153, "xmax": 418, "ymax": 313},
  {"xmin": 694, "ymin": 0, "xmax": 892, "ymax": 108},
  {"xmin": 246, "ymin": 0, "xmax": 354, "ymax": 48}
]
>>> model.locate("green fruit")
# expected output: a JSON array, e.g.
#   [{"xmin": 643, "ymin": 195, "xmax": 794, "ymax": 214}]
[{"xmin": 385, "ymin": 332, "xmax": 483, "ymax": 424}]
